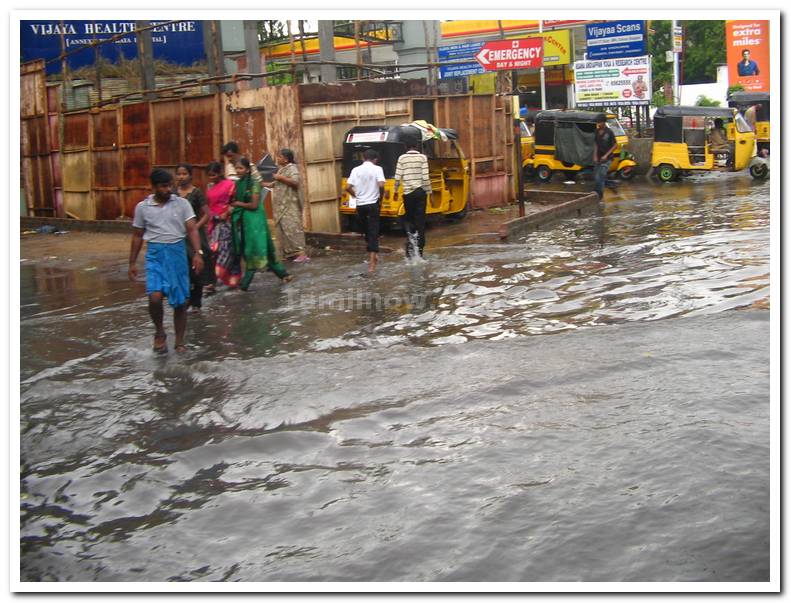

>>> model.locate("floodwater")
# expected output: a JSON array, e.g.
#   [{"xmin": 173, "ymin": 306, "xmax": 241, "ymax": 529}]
[{"xmin": 20, "ymin": 174, "xmax": 770, "ymax": 582}]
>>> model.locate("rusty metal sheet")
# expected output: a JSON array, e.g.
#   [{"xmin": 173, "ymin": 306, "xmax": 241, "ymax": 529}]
[
  {"xmin": 152, "ymin": 100, "xmax": 182, "ymax": 166},
  {"xmin": 472, "ymin": 96, "xmax": 493, "ymax": 161},
  {"xmin": 21, "ymin": 158, "xmax": 40, "ymax": 211},
  {"xmin": 94, "ymin": 191, "xmax": 122, "ymax": 220},
  {"xmin": 184, "ymin": 95, "xmax": 216, "ymax": 166},
  {"xmin": 122, "ymin": 189, "xmax": 151, "ymax": 219},
  {"xmin": 51, "ymin": 152, "xmax": 62, "ymax": 190},
  {"xmin": 63, "ymin": 112, "xmax": 90, "ymax": 150},
  {"xmin": 20, "ymin": 63, "xmax": 46, "ymax": 118},
  {"xmin": 122, "ymin": 103, "xmax": 150, "ymax": 146},
  {"xmin": 229, "ymin": 108, "xmax": 267, "ymax": 165},
  {"xmin": 63, "ymin": 192, "xmax": 94, "ymax": 220},
  {"xmin": 189, "ymin": 167, "xmax": 208, "ymax": 191},
  {"xmin": 47, "ymin": 84, "xmax": 61, "ymax": 114},
  {"xmin": 122, "ymin": 147, "xmax": 151, "ymax": 189},
  {"xmin": 48, "ymin": 114, "xmax": 59, "ymax": 151},
  {"xmin": 93, "ymin": 151, "xmax": 120, "ymax": 188},
  {"xmin": 301, "ymin": 122, "xmax": 334, "ymax": 163},
  {"xmin": 299, "ymin": 79, "xmax": 427, "ymax": 105},
  {"xmin": 21, "ymin": 116, "xmax": 49, "ymax": 157},
  {"xmin": 61, "ymin": 151, "xmax": 91, "ymax": 192},
  {"xmin": 93, "ymin": 110, "xmax": 118, "ymax": 149}
]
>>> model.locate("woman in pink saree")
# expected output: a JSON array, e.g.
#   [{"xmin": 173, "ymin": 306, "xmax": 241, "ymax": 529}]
[{"xmin": 205, "ymin": 161, "xmax": 241, "ymax": 289}]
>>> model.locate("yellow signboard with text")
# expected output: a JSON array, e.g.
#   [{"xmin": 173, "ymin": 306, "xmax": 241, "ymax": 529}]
[{"xmin": 507, "ymin": 30, "xmax": 572, "ymax": 67}]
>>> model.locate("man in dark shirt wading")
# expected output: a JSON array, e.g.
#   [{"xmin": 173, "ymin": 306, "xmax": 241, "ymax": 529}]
[{"xmin": 593, "ymin": 113, "xmax": 618, "ymax": 200}]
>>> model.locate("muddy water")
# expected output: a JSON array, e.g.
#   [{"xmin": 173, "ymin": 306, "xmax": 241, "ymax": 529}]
[{"xmin": 20, "ymin": 175, "xmax": 770, "ymax": 581}]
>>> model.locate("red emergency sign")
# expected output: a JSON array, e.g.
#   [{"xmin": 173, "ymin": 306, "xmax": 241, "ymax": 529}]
[{"xmin": 474, "ymin": 38, "xmax": 544, "ymax": 71}]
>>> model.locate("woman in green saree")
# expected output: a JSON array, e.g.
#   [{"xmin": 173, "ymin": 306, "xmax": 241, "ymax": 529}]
[{"xmin": 230, "ymin": 157, "xmax": 292, "ymax": 290}]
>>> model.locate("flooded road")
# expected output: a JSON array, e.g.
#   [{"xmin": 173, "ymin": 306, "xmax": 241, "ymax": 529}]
[{"xmin": 20, "ymin": 174, "xmax": 770, "ymax": 582}]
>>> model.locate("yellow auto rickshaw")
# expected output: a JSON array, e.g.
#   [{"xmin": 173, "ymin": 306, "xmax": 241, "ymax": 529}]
[
  {"xmin": 727, "ymin": 91, "xmax": 769, "ymax": 156},
  {"xmin": 529, "ymin": 110, "xmax": 637, "ymax": 183},
  {"xmin": 519, "ymin": 109, "xmax": 539, "ymax": 179},
  {"xmin": 338, "ymin": 123, "xmax": 469, "ymax": 230},
  {"xmin": 651, "ymin": 106, "xmax": 765, "ymax": 181}
]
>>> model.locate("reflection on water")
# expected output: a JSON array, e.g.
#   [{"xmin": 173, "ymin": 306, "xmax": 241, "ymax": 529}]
[{"xmin": 20, "ymin": 176, "xmax": 770, "ymax": 582}]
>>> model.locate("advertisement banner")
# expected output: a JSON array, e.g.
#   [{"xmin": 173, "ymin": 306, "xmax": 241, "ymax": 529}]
[
  {"xmin": 509, "ymin": 29, "xmax": 572, "ymax": 66},
  {"xmin": 438, "ymin": 41, "xmax": 486, "ymax": 79},
  {"xmin": 726, "ymin": 20, "xmax": 769, "ymax": 92},
  {"xmin": 438, "ymin": 29, "xmax": 571, "ymax": 79},
  {"xmin": 573, "ymin": 55, "xmax": 651, "ymax": 107},
  {"xmin": 585, "ymin": 21, "xmax": 646, "ymax": 60},
  {"xmin": 20, "ymin": 20, "xmax": 206, "ymax": 75}
]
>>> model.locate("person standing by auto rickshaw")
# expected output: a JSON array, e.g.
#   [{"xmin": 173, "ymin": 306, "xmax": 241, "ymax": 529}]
[
  {"xmin": 593, "ymin": 113, "xmax": 618, "ymax": 200},
  {"xmin": 345, "ymin": 148, "xmax": 385, "ymax": 273},
  {"xmin": 395, "ymin": 138, "xmax": 431, "ymax": 258}
]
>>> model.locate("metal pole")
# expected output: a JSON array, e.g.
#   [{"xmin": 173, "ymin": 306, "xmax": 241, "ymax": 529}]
[
  {"xmin": 513, "ymin": 96, "xmax": 525, "ymax": 217},
  {"xmin": 243, "ymin": 20, "xmax": 263, "ymax": 89},
  {"xmin": 672, "ymin": 20, "xmax": 680, "ymax": 105},
  {"xmin": 539, "ymin": 19, "xmax": 547, "ymax": 110},
  {"xmin": 135, "ymin": 21, "xmax": 156, "ymax": 100},
  {"xmin": 318, "ymin": 20, "xmax": 336, "ymax": 83}
]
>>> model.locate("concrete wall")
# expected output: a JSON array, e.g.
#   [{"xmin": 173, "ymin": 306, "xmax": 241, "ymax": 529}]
[{"xmin": 679, "ymin": 64, "xmax": 729, "ymax": 106}]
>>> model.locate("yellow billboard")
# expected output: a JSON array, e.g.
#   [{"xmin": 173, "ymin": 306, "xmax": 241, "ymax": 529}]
[{"xmin": 508, "ymin": 30, "xmax": 572, "ymax": 66}]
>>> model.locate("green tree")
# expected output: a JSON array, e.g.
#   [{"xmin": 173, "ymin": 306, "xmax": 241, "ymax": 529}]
[
  {"xmin": 681, "ymin": 21, "xmax": 726, "ymax": 84},
  {"xmin": 695, "ymin": 94, "xmax": 721, "ymax": 106},
  {"xmin": 648, "ymin": 20, "xmax": 673, "ymax": 96}
]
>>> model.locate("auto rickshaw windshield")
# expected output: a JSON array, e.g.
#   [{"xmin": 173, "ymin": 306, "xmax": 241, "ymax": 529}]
[
  {"xmin": 734, "ymin": 113, "xmax": 753, "ymax": 134},
  {"xmin": 607, "ymin": 118, "xmax": 626, "ymax": 137}
]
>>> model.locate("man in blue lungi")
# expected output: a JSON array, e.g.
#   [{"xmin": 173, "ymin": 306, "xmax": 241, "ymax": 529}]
[{"xmin": 129, "ymin": 169, "xmax": 205, "ymax": 354}]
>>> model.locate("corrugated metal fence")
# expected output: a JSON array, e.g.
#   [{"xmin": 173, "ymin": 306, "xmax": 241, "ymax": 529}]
[{"xmin": 21, "ymin": 60, "xmax": 514, "ymax": 233}]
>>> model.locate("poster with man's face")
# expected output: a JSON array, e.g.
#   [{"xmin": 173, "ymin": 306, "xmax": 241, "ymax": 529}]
[{"xmin": 726, "ymin": 20, "xmax": 769, "ymax": 92}]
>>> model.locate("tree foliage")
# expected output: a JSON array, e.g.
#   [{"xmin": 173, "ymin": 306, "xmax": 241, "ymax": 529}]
[
  {"xmin": 648, "ymin": 20, "xmax": 672, "ymax": 94},
  {"xmin": 681, "ymin": 21, "xmax": 726, "ymax": 84},
  {"xmin": 695, "ymin": 95, "xmax": 721, "ymax": 107},
  {"xmin": 648, "ymin": 20, "xmax": 726, "ymax": 93}
]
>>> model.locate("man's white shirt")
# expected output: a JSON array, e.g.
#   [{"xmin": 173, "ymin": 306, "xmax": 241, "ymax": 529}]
[{"xmin": 347, "ymin": 161, "xmax": 386, "ymax": 206}]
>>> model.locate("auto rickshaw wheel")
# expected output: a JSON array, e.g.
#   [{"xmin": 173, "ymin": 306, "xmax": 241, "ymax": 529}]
[
  {"xmin": 749, "ymin": 163, "xmax": 769, "ymax": 180},
  {"xmin": 656, "ymin": 164, "xmax": 678, "ymax": 183},
  {"xmin": 522, "ymin": 165, "xmax": 535, "ymax": 181},
  {"xmin": 536, "ymin": 165, "xmax": 553, "ymax": 183},
  {"xmin": 617, "ymin": 166, "xmax": 636, "ymax": 181}
]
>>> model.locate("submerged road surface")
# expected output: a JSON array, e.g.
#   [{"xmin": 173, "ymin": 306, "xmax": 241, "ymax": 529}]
[{"xmin": 20, "ymin": 174, "xmax": 770, "ymax": 582}]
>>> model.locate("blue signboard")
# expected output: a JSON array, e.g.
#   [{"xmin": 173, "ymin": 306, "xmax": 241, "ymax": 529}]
[
  {"xmin": 585, "ymin": 20, "xmax": 646, "ymax": 60},
  {"xmin": 438, "ymin": 41, "xmax": 485, "ymax": 79},
  {"xmin": 20, "ymin": 21, "xmax": 206, "ymax": 74}
]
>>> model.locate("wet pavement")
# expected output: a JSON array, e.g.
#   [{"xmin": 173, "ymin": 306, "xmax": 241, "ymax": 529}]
[{"xmin": 19, "ymin": 173, "xmax": 770, "ymax": 582}]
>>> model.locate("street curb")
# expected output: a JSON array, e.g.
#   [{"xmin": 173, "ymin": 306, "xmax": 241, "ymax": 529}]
[
  {"xmin": 21, "ymin": 216, "xmax": 133, "ymax": 233},
  {"xmin": 307, "ymin": 231, "xmax": 394, "ymax": 254},
  {"xmin": 499, "ymin": 191, "xmax": 600, "ymax": 240},
  {"xmin": 20, "ymin": 217, "xmax": 396, "ymax": 254}
]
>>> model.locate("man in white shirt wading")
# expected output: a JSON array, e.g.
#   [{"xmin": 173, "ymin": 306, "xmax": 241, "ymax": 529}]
[
  {"xmin": 345, "ymin": 148, "xmax": 386, "ymax": 273},
  {"xmin": 394, "ymin": 138, "xmax": 431, "ymax": 258}
]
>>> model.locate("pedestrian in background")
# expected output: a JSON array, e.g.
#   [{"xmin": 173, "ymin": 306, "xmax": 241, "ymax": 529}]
[
  {"xmin": 266, "ymin": 148, "xmax": 310, "ymax": 263},
  {"xmin": 205, "ymin": 161, "xmax": 241, "ymax": 289},
  {"xmin": 222, "ymin": 141, "xmax": 262, "ymax": 183},
  {"xmin": 230, "ymin": 157, "xmax": 292, "ymax": 290},
  {"xmin": 128, "ymin": 168, "xmax": 204, "ymax": 354},
  {"xmin": 394, "ymin": 137, "xmax": 431, "ymax": 258},
  {"xmin": 345, "ymin": 148, "xmax": 385, "ymax": 273},
  {"xmin": 175, "ymin": 163, "xmax": 215, "ymax": 312},
  {"xmin": 593, "ymin": 113, "xmax": 617, "ymax": 200}
]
